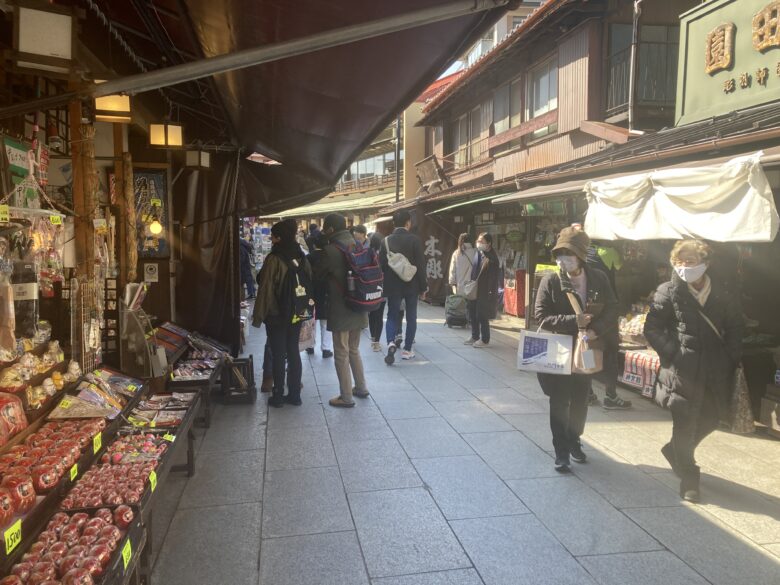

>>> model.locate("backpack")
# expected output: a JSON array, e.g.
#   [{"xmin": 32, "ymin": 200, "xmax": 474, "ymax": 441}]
[
  {"xmin": 332, "ymin": 240, "xmax": 384, "ymax": 312},
  {"xmin": 385, "ymin": 236, "xmax": 417, "ymax": 282},
  {"xmin": 276, "ymin": 254, "xmax": 315, "ymax": 324}
]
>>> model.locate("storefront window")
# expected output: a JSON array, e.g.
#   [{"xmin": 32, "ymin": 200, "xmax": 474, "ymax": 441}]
[{"xmin": 527, "ymin": 56, "xmax": 558, "ymax": 119}]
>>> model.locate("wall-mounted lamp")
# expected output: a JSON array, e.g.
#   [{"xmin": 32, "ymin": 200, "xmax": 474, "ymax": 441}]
[{"xmin": 185, "ymin": 150, "xmax": 210, "ymax": 169}]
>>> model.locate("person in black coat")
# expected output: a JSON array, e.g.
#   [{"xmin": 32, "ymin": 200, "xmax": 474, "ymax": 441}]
[
  {"xmin": 644, "ymin": 239, "xmax": 742, "ymax": 502},
  {"xmin": 307, "ymin": 233, "xmax": 334, "ymax": 358},
  {"xmin": 239, "ymin": 236, "xmax": 255, "ymax": 299},
  {"xmin": 379, "ymin": 210, "xmax": 427, "ymax": 364},
  {"xmin": 464, "ymin": 232, "xmax": 500, "ymax": 347},
  {"xmin": 535, "ymin": 227, "xmax": 619, "ymax": 472}
]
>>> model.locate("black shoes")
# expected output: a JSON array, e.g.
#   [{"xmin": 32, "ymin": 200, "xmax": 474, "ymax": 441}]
[
  {"xmin": 268, "ymin": 392, "xmax": 285, "ymax": 408},
  {"xmin": 554, "ymin": 455, "xmax": 571, "ymax": 472},
  {"xmin": 661, "ymin": 443, "xmax": 680, "ymax": 477},
  {"xmin": 284, "ymin": 395, "xmax": 302, "ymax": 406},
  {"xmin": 570, "ymin": 444, "xmax": 587, "ymax": 463},
  {"xmin": 385, "ymin": 343, "xmax": 397, "ymax": 365},
  {"xmin": 322, "ymin": 350, "xmax": 333, "ymax": 358},
  {"xmin": 305, "ymin": 347, "xmax": 314, "ymax": 355}
]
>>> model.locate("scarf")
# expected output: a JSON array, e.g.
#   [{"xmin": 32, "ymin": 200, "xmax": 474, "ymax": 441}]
[{"xmin": 688, "ymin": 274, "xmax": 712, "ymax": 307}]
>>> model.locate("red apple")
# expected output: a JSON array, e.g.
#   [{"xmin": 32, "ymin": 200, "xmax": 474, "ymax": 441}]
[
  {"xmin": 68, "ymin": 513, "xmax": 89, "ymax": 529},
  {"xmin": 83, "ymin": 518, "xmax": 105, "ymax": 532},
  {"xmin": 88, "ymin": 544, "xmax": 111, "ymax": 567},
  {"xmin": 68, "ymin": 545, "xmax": 88, "ymax": 558},
  {"xmin": 58, "ymin": 524, "xmax": 80, "ymax": 547},
  {"xmin": 113, "ymin": 505, "xmax": 134, "ymax": 528},
  {"xmin": 31, "ymin": 561, "xmax": 57, "ymax": 579},
  {"xmin": 29, "ymin": 541, "xmax": 48, "ymax": 556},
  {"xmin": 79, "ymin": 557, "xmax": 103, "ymax": 579},
  {"xmin": 93, "ymin": 536, "xmax": 116, "ymax": 552},
  {"xmin": 48, "ymin": 542, "xmax": 68, "ymax": 557},
  {"xmin": 59, "ymin": 555, "xmax": 82, "ymax": 576},
  {"xmin": 98, "ymin": 525, "xmax": 121, "ymax": 544},
  {"xmin": 93, "ymin": 508, "xmax": 112, "ymax": 524},
  {"xmin": 41, "ymin": 551, "xmax": 65, "ymax": 570},
  {"xmin": 10, "ymin": 561, "xmax": 33, "ymax": 580},
  {"xmin": 61, "ymin": 568, "xmax": 94, "ymax": 585}
]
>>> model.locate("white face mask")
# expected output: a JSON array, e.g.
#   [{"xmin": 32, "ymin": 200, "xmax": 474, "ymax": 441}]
[
  {"xmin": 476, "ymin": 243, "xmax": 488, "ymax": 252},
  {"xmin": 556, "ymin": 255, "xmax": 580, "ymax": 273},
  {"xmin": 674, "ymin": 263, "xmax": 707, "ymax": 283}
]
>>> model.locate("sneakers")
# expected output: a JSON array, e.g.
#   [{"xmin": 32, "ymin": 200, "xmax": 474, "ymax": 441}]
[
  {"xmin": 570, "ymin": 443, "xmax": 587, "ymax": 463},
  {"xmin": 371, "ymin": 341, "xmax": 382, "ymax": 352},
  {"xmin": 401, "ymin": 350, "xmax": 415, "ymax": 360},
  {"xmin": 305, "ymin": 347, "xmax": 314, "ymax": 355},
  {"xmin": 587, "ymin": 392, "xmax": 599, "ymax": 406},
  {"xmin": 353, "ymin": 387, "xmax": 370, "ymax": 399},
  {"xmin": 473, "ymin": 340, "xmax": 489, "ymax": 348},
  {"xmin": 603, "ymin": 395, "xmax": 632, "ymax": 409},
  {"xmin": 463, "ymin": 338, "xmax": 476, "ymax": 345},
  {"xmin": 329, "ymin": 396, "xmax": 355, "ymax": 408},
  {"xmin": 385, "ymin": 343, "xmax": 397, "ymax": 365},
  {"xmin": 554, "ymin": 455, "xmax": 571, "ymax": 472},
  {"xmin": 322, "ymin": 350, "xmax": 333, "ymax": 358}
]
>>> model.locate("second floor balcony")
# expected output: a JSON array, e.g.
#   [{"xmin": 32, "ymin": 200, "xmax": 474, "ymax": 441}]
[{"xmin": 606, "ymin": 41, "xmax": 678, "ymax": 117}]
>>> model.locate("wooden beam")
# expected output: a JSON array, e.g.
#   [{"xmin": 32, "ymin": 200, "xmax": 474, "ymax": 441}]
[
  {"xmin": 113, "ymin": 123, "xmax": 128, "ymax": 287},
  {"xmin": 68, "ymin": 95, "xmax": 91, "ymax": 277},
  {"xmin": 579, "ymin": 120, "xmax": 631, "ymax": 144}
]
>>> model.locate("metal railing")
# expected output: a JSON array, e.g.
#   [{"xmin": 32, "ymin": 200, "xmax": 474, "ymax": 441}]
[
  {"xmin": 606, "ymin": 42, "xmax": 678, "ymax": 114},
  {"xmin": 332, "ymin": 173, "xmax": 400, "ymax": 194},
  {"xmin": 442, "ymin": 135, "xmax": 491, "ymax": 171}
]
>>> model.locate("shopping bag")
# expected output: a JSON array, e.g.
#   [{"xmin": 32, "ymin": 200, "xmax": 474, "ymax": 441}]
[
  {"xmin": 298, "ymin": 319, "xmax": 315, "ymax": 352},
  {"xmin": 572, "ymin": 331, "xmax": 603, "ymax": 375},
  {"xmin": 730, "ymin": 364, "xmax": 755, "ymax": 434},
  {"xmin": 516, "ymin": 328, "xmax": 572, "ymax": 375}
]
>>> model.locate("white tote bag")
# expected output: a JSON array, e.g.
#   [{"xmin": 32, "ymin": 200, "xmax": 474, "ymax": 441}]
[
  {"xmin": 386, "ymin": 237, "xmax": 417, "ymax": 282},
  {"xmin": 516, "ymin": 328, "xmax": 573, "ymax": 375}
]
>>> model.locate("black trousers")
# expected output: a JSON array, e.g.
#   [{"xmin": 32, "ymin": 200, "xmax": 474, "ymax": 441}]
[
  {"xmin": 538, "ymin": 373, "xmax": 590, "ymax": 458},
  {"xmin": 368, "ymin": 301, "xmax": 385, "ymax": 342},
  {"xmin": 592, "ymin": 344, "xmax": 619, "ymax": 398},
  {"xmin": 467, "ymin": 300, "xmax": 490, "ymax": 342},
  {"xmin": 668, "ymin": 391, "xmax": 719, "ymax": 479},
  {"xmin": 265, "ymin": 321, "xmax": 302, "ymax": 398}
]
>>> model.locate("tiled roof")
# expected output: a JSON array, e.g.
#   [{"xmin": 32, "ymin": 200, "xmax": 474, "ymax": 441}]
[{"xmin": 415, "ymin": 71, "xmax": 465, "ymax": 103}]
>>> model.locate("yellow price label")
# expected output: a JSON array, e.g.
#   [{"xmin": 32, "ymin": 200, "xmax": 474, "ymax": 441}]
[
  {"xmin": 93, "ymin": 433, "xmax": 102, "ymax": 454},
  {"xmin": 0, "ymin": 205, "xmax": 9, "ymax": 224},
  {"xmin": 122, "ymin": 539, "xmax": 132, "ymax": 571},
  {"xmin": 127, "ymin": 384, "xmax": 137, "ymax": 392},
  {"xmin": 4, "ymin": 519, "xmax": 22, "ymax": 555},
  {"xmin": 70, "ymin": 464, "xmax": 78, "ymax": 481},
  {"xmin": 59, "ymin": 397, "xmax": 72, "ymax": 409},
  {"xmin": 163, "ymin": 433, "xmax": 175, "ymax": 442},
  {"xmin": 150, "ymin": 198, "xmax": 162, "ymax": 207},
  {"xmin": 49, "ymin": 215, "xmax": 63, "ymax": 225},
  {"xmin": 149, "ymin": 470, "xmax": 157, "ymax": 492}
]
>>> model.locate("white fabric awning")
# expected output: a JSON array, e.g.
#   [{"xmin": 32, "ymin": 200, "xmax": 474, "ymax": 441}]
[{"xmin": 584, "ymin": 152, "xmax": 780, "ymax": 242}]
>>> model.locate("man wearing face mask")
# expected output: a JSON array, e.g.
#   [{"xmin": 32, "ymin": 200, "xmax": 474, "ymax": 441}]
[
  {"xmin": 644, "ymin": 239, "xmax": 742, "ymax": 502},
  {"xmin": 535, "ymin": 227, "xmax": 619, "ymax": 472}
]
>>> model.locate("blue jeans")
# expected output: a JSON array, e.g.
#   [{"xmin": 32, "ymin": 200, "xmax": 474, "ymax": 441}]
[
  {"xmin": 386, "ymin": 293, "xmax": 417, "ymax": 350},
  {"xmin": 242, "ymin": 270, "xmax": 256, "ymax": 298}
]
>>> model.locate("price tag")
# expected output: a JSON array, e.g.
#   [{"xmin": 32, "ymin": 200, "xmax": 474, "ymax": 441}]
[
  {"xmin": 127, "ymin": 384, "xmax": 137, "ymax": 392},
  {"xmin": 150, "ymin": 421, "xmax": 156, "ymax": 428},
  {"xmin": 4, "ymin": 519, "xmax": 22, "ymax": 555},
  {"xmin": 70, "ymin": 464, "xmax": 78, "ymax": 481},
  {"xmin": 122, "ymin": 539, "xmax": 132, "ymax": 571},
  {"xmin": 93, "ymin": 433, "xmax": 102, "ymax": 455},
  {"xmin": 163, "ymin": 433, "xmax": 175, "ymax": 443},
  {"xmin": 150, "ymin": 198, "xmax": 162, "ymax": 207},
  {"xmin": 0, "ymin": 205, "xmax": 9, "ymax": 224},
  {"xmin": 59, "ymin": 397, "xmax": 72, "ymax": 409},
  {"xmin": 149, "ymin": 470, "xmax": 157, "ymax": 492},
  {"xmin": 49, "ymin": 215, "xmax": 63, "ymax": 225}
]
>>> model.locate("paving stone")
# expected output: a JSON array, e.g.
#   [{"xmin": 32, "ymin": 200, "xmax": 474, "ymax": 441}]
[
  {"xmin": 349, "ymin": 488, "xmax": 471, "ymax": 578},
  {"xmin": 371, "ymin": 569, "xmax": 484, "ymax": 585},
  {"xmin": 468, "ymin": 388, "xmax": 546, "ymax": 415},
  {"xmin": 260, "ymin": 531, "xmax": 369, "ymax": 585},
  {"xmin": 372, "ymin": 390, "xmax": 438, "ymax": 420},
  {"xmin": 764, "ymin": 543, "xmax": 780, "ymax": 558},
  {"xmin": 502, "ymin": 413, "xmax": 554, "ymax": 449},
  {"xmin": 388, "ymin": 417, "xmax": 474, "ymax": 459},
  {"xmin": 266, "ymin": 425, "xmax": 337, "ymax": 471},
  {"xmin": 335, "ymin": 437, "xmax": 422, "ymax": 492},
  {"xmin": 263, "ymin": 466, "xmax": 353, "ymax": 537},
  {"xmin": 507, "ymin": 477, "xmax": 661, "ymax": 556},
  {"xmin": 178, "ymin": 449, "xmax": 263, "ymax": 508},
  {"xmin": 434, "ymin": 401, "xmax": 513, "ymax": 433},
  {"xmin": 578, "ymin": 551, "xmax": 709, "ymax": 585},
  {"xmin": 411, "ymin": 380, "xmax": 474, "ymax": 402},
  {"xmin": 267, "ymin": 401, "xmax": 327, "ymax": 430},
  {"xmin": 152, "ymin": 503, "xmax": 261, "ymax": 585},
  {"xmin": 462, "ymin": 431, "xmax": 558, "ymax": 479},
  {"xmin": 451, "ymin": 515, "xmax": 597, "ymax": 585},
  {"xmin": 328, "ymin": 416, "xmax": 396, "ymax": 441},
  {"xmin": 626, "ymin": 505, "xmax": 780, "ymax": 585},
  {"xmin": 413, "ymin": 455, "xmax": 527, "ymax": 520}
]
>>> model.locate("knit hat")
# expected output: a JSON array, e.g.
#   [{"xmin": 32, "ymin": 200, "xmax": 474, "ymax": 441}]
[
  {"xmin": 271, "ymin": 218, "xmax": 297, "ymax": 242},
  {"xmin": 552, "ymin": 227, "xmax": 590, "ymax": 262}
]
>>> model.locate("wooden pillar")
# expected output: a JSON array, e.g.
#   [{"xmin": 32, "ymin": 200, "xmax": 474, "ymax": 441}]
[
  {"xmin": 113, "ymin": 123, "xmax": 128, "ymax": 288},
  {"xmin": 68, "ymin": 97, "xmax": 92, "ymax": 277}
]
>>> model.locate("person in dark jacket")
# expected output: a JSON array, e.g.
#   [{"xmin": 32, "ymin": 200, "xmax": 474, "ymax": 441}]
[
  {"xmin": 535, "ymin": 227, "xmax": 619, "ymax": 472},
  {"xmin": 367, "ymin": 231, "xmax": 387, "ymax": 352},
  {"xmin": 239, "ymin": 236, "xmax": 255, "ymax": 299},
  {"xmin": 305, "ymin": 223, "xmax": 322, "ymax": 252},
  {"xmin": 379, "ymin": 210, "xmax": 427, "ymax": 364},
  {"xmin": 643, "ymin": 239, "xmax": 742, "ymax": 502},
  {"xmin": 307, "ymin": 233, "xmax": 334, "ymax": 358},
  {"xmin": 464, "ymin": 232, "xmax": 500, "ymax": 347},
  {"xmin": 252, "ymin": 219, "xmax": 313, "ymax": 408}
]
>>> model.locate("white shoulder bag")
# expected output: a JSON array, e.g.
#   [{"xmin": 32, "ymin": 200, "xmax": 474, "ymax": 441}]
[{"xmin": 386, "ymin": 236, "xmax": 417, "ymax": 282}]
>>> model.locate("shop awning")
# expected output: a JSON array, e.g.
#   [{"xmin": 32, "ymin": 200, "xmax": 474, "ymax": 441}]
[
  {"xmin": 584, "ymin": 152, "xmax": 780, "ymax": 242},
  {"xmin": 262, "ymin": 192, "xmax": 397, "ymax": 219},
  {"xmin": 492, "ymin": 178, "xmax": 587, "ymax": 205},
  {"xmin": 427, "ymin": 193, "xmax": 497, "ymax": 214}
]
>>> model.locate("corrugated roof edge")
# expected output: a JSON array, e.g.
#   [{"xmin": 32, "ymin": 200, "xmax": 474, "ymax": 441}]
[{"xmin": 420, "ymin": 0, "xmax": 569, "ymax": 117}]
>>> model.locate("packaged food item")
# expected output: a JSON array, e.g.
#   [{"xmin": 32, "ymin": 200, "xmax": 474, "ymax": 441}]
[
  {"xmin": 0, "ymin": 392, "xmax": 28, "ymax": 442},
  {"xmin": 63, "ymin": 361, "xmax": 82, "ymax": 383}
]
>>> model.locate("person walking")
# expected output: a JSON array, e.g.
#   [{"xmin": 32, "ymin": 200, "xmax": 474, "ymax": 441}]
[
  {"xmin": 252, "ymin": 219, "xmax": 313, "ymax": 408},
  {"xmin": 315, "ymin": 213, "xmax": 370, "ymax": 407},
  {"xmin": 644, "ymin": 239, "xmax": 742, "ymax": 502},
  {"xmin": 239, "ymin": 235, "xmax": 256, "ymax": 300},
  {"xmin": 464, "ymin": 233, "xmax": 500, "ymax": 348},
  {"xmin": 535, "ymin": 227, "xmax": 618, "ymax": 472},
  {"xmin": 367, "ymin": 231, "xmax": 386, "ymax": 352},
  {"xmin": 449, "ymin": 232, "xmax": 477, "ymax": 296},
  {"xmin": 379, "ymin": 210, "xmax": 427, "ymax": 364},
  {"xmin": 307, "ymin": 233, "xmax": 334, "ymax": 358}
]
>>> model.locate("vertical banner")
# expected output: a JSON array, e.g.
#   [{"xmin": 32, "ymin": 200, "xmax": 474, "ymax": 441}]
[
  {"xmin": 134, "ymin": 170, "xmax": 170, "ymax": 258},
  {"xmin": 414, "ymin": 211, "xmax": 456, "ymax": 305}
]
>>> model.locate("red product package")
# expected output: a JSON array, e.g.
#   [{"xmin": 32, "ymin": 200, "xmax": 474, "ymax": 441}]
[{"xmin": 0, "ymin": 393, "xmax": 27, "ymax": 446}]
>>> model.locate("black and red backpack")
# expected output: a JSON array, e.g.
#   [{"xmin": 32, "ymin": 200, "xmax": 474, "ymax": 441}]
[{"xmin": 332, "ymin": 240, "xmax": 384, "ymax": 312}]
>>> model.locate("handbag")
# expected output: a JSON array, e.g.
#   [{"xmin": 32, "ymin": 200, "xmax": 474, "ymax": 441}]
[
  {"xmin": 462, "ymin": 251, "xmax": 478, "ymax": 300},
  {"xmin": 298, "ymin": 319, "xmax": 315, "ymax": 352},
  {"xmin": 386, "ymin": 236, "xmax": 417, "ymax": 282},
  {"xmin": 516, "ymin": 325, "xmax": 573, "ymax": 375},
  {"xmin": 697, "ymin": 310, "xmax": 754, "ymax": 434},
  {"xmin": 566, "ymin": 292, "xmax": 603, "ymax": 375}
]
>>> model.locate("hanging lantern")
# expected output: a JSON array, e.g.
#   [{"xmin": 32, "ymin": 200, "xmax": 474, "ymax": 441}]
[
  {"xmin": 12, "ymin": 3, "xmax": 75, "ymax": 76},
  {"xmin": 149, "ymin": 123, "xmax": 183, "ymax": 148},
  {"xmin": 185, "ymin": 150, "xmax": 210, "ymax": 169},
  {"xmin": 94, "ymin": 94, "xmax": 132, "ymax": 124},
  {"xmin": 149, "ymin": 220, "xmax": 163, "ymax": 235}
]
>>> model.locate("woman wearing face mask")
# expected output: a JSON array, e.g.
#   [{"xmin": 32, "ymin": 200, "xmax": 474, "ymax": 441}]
[
  {"xmin": 449, "ymin": 233, "xmax": 477, "ymax": 296},
  {"xmin": 644, "ymin": 239, "xmax": 742, "ymax": 502},
  {"xmin": 464, "ymin": 233, "xmax": 500, "ymax": 348},
  {"xmin": 535, "ymin": 227, "xmax": 618, "ymax": 471}
]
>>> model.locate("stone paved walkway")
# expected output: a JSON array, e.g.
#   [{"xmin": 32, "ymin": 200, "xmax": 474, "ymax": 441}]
[{"xmin": 150, "ymin": 303, "xmax": 780, "ymax": 585}]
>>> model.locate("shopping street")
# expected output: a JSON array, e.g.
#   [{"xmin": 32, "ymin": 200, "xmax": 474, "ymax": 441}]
[{"xmin": 149, "ymin": 303, "xmax": 780, "ymax": 585}]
